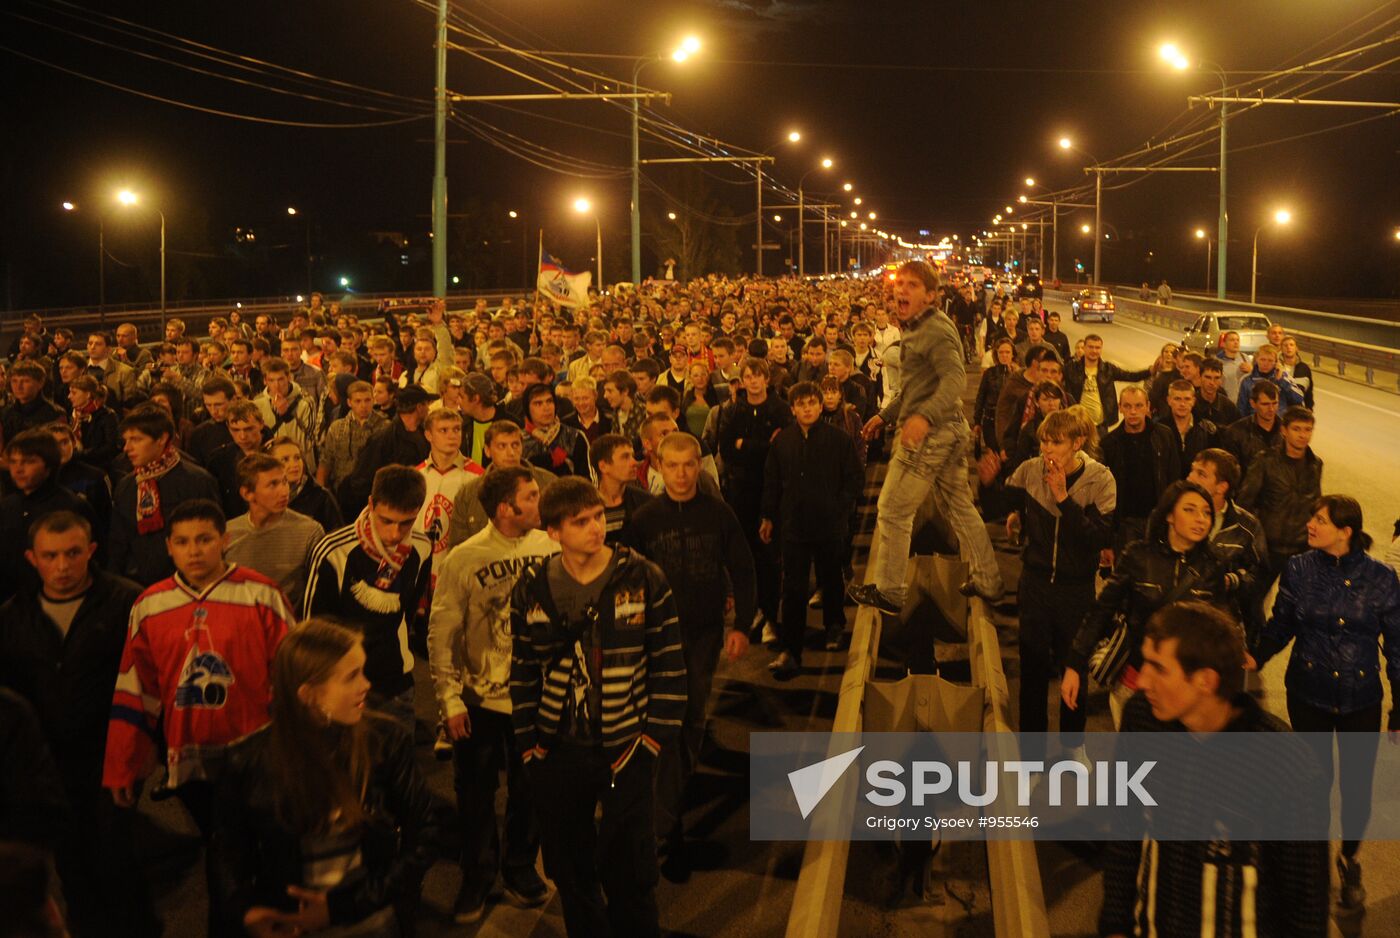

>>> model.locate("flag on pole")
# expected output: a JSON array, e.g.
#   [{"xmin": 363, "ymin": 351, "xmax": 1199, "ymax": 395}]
[{"xmin": 537, "ymin": 249, "xmax": 592, "ymax": 308}]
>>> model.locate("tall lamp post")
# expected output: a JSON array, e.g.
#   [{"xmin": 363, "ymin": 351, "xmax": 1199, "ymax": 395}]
[
  {"xmin": 630, "ymin": 36, "xmax": 700, "ymax": 286},
  {"xmin": 1251, "ymin": 209, "xmax": 1291, "ymax": 304},
  {"xmin": 115, "ymin": 189, "xmax": 167, "ymax": 331},
  {"xmin": 1194, "ymin": 228, "xmax": 1214, "ymax": 292},
  {"xmin": 61, "ymin": 200, "xmax": 110, "ymax": 316},
  {"xmin": 1058, "ymin": 137, "xmax": 1104, "ymax": 285},
  {"xmin": 287, "ymin": 206, "xmax": 312, "ymax": 293},
  {"xmin": 796, "ymin": 157, "xmax": 833, "ymax": 277},
  {"xmin": 1161, "ymin": 43, "xmax": 1230, "ymax": 300},
  {"xmin": 574, "ymin": 197, "xmax": 603, "ymax": 291}
]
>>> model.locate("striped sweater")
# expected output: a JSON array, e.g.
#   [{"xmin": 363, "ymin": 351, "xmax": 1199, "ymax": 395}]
[{"xmin": 508, "ymin": 545, "xmax": 686, "ymax": 773}]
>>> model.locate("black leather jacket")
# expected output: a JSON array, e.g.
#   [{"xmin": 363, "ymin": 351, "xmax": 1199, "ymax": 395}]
[
  {"xmin": 1070, "ymin": 522, "xmax": 1245, "ymax": 675},
  {"xmin": 1064, "ymin": 359, "xmax": 1151, "ymax": 428},
  {"xmin": 213, "ymin": 718, "xmax": 447, "ymax": 933}
]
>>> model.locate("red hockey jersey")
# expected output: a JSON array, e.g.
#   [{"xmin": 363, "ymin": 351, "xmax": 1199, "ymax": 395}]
[{"xmin": 103, "ymin": 564, "xmax": 295, "ymax": 790}]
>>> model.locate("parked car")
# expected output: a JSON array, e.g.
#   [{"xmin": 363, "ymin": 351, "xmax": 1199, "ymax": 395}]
[
  {"xmin": 1180, "ymin": 311, "xmax": 1274, "ymax": 355},
  {"xmin": 1070, "ymin": 288, "xmax": 1115, "ymax": 323}
]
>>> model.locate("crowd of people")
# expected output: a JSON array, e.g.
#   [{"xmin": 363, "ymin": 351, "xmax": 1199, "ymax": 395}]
[{"xmin": 0, "ymin": 262, "xmax": 1397, "ymax": 938}]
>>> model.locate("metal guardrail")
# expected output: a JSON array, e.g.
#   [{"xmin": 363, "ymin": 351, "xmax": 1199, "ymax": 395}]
[
  {"xmin": 1049, "ymin": 290, "xmax": 1400, "ymax": 394},
  {"xmin": 784, "ymin": 526, "xmax": 1051, "ymax": 937},
  {"xmin": 1107, "ymin": 285, "xmax": 1400, "ymax": 350}
]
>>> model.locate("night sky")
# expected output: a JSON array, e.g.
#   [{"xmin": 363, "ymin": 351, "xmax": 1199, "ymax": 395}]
[{"xmin": 4, "ymin": 0, "xmax": 1398, "ymax": 311}]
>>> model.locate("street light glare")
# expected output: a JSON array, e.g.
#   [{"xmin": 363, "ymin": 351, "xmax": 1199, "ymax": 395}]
[
  {"xmin": 1081, "ymin": 223, "xmax": 1091, "ymax": 233},
  {"xmin": 62, "ymin": 201, "xmax": 75, "ymax": 211},
  {"xmin": 116, "ymin": 189, "xmax": 138, "ymax": 206},
  {"xmin": 681, "ymin": 36, "xmax": 701, "ymax": 53},
  {"xmin": 339, "ymin": 276, "xmax": 350, "ymax": 287},
  {"xmin": 1024, "ymin": 177, "xmax": 1036, "ymax": 187},
  {"xmin": 843, "ymin": 182, "xmax": 853, "ymax": 191},
  {"xmin": 672, "ymin": 49, "xmax": 689, "ymax": 63},
  {"xmin": 787, "ymin": 130, "xmax": 801, "ymax": 143},
  {"xmin": 868, "ymin": 211, "xmax": 876, "ymax": 220},
  {"xmin": 820, "ymin": 157, "xmax": 833, "ymax": 169},
  {"xmin": 667, "ymin": 212, "xmax": 677, "ymax": 221},
  {"xmin": 1274, "ymin": 209, "xmax": 1292, "ymax": 225},
  {"xmin": 1018, "ymin": 195, "xmax": 1028, "ymax": 204},
  {"xmin": 1195, "ymin": 228, "xmax": 1206, "ymax": 239},
  {"xmin": 1058, "ymin": 137, "xmax": 1072, "ymax": 150},
  {"xmin": 573, "ymin": 197, "xmax": 592, "ymax": 214},
  {"xmin": 853, "ymin": 197, "xmax": 862, "ymax": 205},
  {"xmin": 508, "ymin": 210, "xmax": 518, "ymax": 218},
  {"xmin": 772, "ymin": 214, "xmax": 782, "ymax": 222},
  {"xmin": 859, "ymin": 223, "xmax": 867, "ymax": 231}
]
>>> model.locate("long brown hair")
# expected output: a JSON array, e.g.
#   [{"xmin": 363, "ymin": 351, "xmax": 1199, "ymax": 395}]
[{"xmin": 267, "ymin": 619, "xmax": 374, "ymax": 834}]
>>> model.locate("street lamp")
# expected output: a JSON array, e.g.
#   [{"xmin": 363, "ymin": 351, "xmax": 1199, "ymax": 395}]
[
  {"xmin": 796, "ymin": 157, "xmax": 833, "ymax": 276},
  {"xmin": 1159, "ymin": 41, "xmax": 1230, "ymax": 299},
  {"xmin": 1058, "ymin": 137, "xmax": 1105, "ymax": 284},
  {"xmin": 787, "ymin": 130, "xmax": 801, "ymax": 143},
  {"xmin": 853, "ymin": 197, "xmax": 863, "ymax": 206},
  {"xmin": 1024, "ymin": 177, "xmax": 1036, "ymax": 187},
  {"xmin": 843, "ymin": 182, "xmax": 853, "ymax": 192},
  {"xmin": 113, "ymin": 188, "xmax": 167, "ymax": 329},
  {"xmin": 287, "ymin": 206, "xmax": 312, "ymax": 292},
  {"xmin": 1250, "ymin": 208, "xmax": 1291, "ymax": 304},
  {"xmin": 62, "ymin": 201, "xmax": 76, "ymax": 212},
  {"xmin": 574, "ymin": 197, "xmax": 603, "ymax": 291},
  {"xmin": 631, "ymin": 36, "xmax": 700, "ymax": 283},
  {"xmin": 1194, "ymin": 227, "xmax": 1214, "ymax": 291}
]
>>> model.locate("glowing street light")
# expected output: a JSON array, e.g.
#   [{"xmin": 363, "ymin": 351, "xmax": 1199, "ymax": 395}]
[
  {"xmin": 286, "ymin": 206, "xmax": 298, "ymax": 216},
  {"xmin": 1058, "ymin": 136, "xmax": 1072, "ymax": 150},
  {"xmin": 117, "ymin": 189, "xmax": 138, "ymax": 206},
  {"xmin": 787, "ymin": 130, "xmax": 802, "ymax": 143},
  {"xmin": 853, "ymin": 197, "xmax": 862, "ymax": 206},
  {"xmin": 508, "ymin": 210, "xmax": 518, "ymax": 219},
  {"xmin": 1081, "ymin": 223, "xmax": 1091, "ymax": 234},
  {"xmin": 62, "ymin": 201, "xmax": 76, "ymax": 211},
  {"xmin": 773, "ymin": 214, "xmax": 782, "ymax": 222},
  {"xmin": 339, "ymin": 276, "xmax": 351, "ymax": 287},
  {"xmin": 843, "ymin": 182, "xmax": 853, "ymax": 192},
  {"xmin": 574, "ymin": 197, "xmax": 603, "ymax": 289},
  {"xmin": 1251, "ymin": 207, "xmax": 1292, "ymax": 303},
  {"xmin": 667, "ymin": 212, "xmax": 677, "ymax": 221},
  {"xmin": 1024, "ymin": 177, "xmax": 1036, "ymax": 187},
  {"xmin": 868, "ymin": 212, "xmax": 877, "ymax": 220},
  {"xmin": 1158, "ymin": 42, "xmax": 1191, "ymax": 71},
  {"xmin": 633, "ymin": 38, "xmax": 701, "ymax": 281},
  {"xmin": 820, "ymin": 157, "xmax": 833, "ymax": 169},
  {"xmin": 1005, "ymin": 205, "xmax": 1014, "ymax": 214},
  {"xmin": 1018, "ymin": 195, "xmax": 1028, "ymax": 204},
  {"xmin": 113, "ymin": 188, "xmax": 167, "ymax": 326}
]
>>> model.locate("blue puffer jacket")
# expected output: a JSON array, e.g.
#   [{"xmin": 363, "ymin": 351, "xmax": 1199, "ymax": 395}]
[{"xmin": 1255, "ymin": 546, "xmax": 1400, "ymax": 724}]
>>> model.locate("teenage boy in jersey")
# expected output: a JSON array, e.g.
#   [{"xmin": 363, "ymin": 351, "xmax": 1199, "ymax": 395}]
[
  {"xmin": 510, "ymin": 478, "xmax": 685, "ymax": 938},
  {"xmin": 414, "ymin": 408, "xmax": 485, "ymax": 562},
  {"xmin": 305, "ymin": 465, "xmax": 432, "ymax": 730},
  {"xmin": 429, "ymin": 468, "xmax": 557, "ymax": 923},
  {"xmin": 104, "ymin": 499, "xmax": 294, "ymax": 933},
  {"xmin": 852, "ymin": 261, "xmax": 1003, "ymax": 613},
  {"xmin": 108, "ymin": 403, "xmax": 220, "ymax": 586}
]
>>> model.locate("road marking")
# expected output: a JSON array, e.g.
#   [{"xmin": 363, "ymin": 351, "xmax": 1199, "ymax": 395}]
[{"xmin": 1068, "ymin": 310, "xmax": 1400, "ymax": 421}]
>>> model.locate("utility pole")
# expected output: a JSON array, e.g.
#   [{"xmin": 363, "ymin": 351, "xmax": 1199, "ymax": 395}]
[
  {"xmin": 432, "ymin": 0, "xmax": 448, "ymax": 299},
  {"xmin": 1081, "ymin": 166, "xmax": 1217, "ymax": 287},
  {"xmin": 638, "ymin": 154, "xmax": 773, "ymax": 277}
]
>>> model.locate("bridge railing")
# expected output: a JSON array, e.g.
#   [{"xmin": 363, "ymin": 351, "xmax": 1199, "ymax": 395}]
[
  {"xmin": 1050, "ymin": 289, "xmax": 1400, "ymax": 394},
  {"xmin": 784, "ymin": 525, "xmax": 1050, "ymax": 937}
]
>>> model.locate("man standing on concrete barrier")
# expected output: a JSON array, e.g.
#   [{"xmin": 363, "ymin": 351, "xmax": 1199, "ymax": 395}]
[{"xmin": 850, "ymin": 260, "xmax": 1003, "ymax": 615}]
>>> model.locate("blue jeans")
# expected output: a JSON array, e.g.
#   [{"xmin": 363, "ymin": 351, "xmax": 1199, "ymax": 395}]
[{"xmin": 871, "ymin": 418, "xmax": 1002, "ymax": 605}]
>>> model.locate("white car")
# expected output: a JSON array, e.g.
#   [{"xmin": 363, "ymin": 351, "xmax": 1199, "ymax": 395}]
[{"xmin": 1181, "ymin": 311, "xmax": 1273, "ymax": 356}]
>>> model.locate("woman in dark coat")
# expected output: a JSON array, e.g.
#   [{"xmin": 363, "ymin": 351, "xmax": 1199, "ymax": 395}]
[
  {"xmin": 1253, "ymin": 495, "xmax": 1400, "ymax": 912},
  {"xmin": 214, "ymin": 620, "xmax": 445, "ymax": 937}
]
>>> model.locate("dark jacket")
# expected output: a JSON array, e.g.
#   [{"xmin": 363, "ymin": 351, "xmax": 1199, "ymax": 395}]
[
  {"xmin": 0, "ymin": 688, "xmax": 71, "ymax": 849},
  {"xmin": 1070, "ymin": 522, "xmax": 1241, "ymax": 675},
  {"xmin": 1255, "ymin": 546, "xmax": 1400, "ymax": 723},
  {"xmin": 213, "ymin": 718, "xmax": 446, "ymax": 932},
  {"xmin": 57, "ymin": 458, "xmax": 113, "ymax": 544},
  {"xmin": 1, "ymin": 395, "xmax": 67, "ymax": 442},
  {"xmin": 1219, "ymin": 415, "xmax": 1280, "ymax": 477},
  {"xmin": 973, "ymin": 363, "xmax": 1014, "ymax": 445},
  {"xmin": 993, "ymin": 370, "xmax": 1034, "ymax": 454},
  {"xmin": 1042, "ymin": 328, "xmax": 1071, "ymax": 365},
  {"xmin": 0, "ymin": 479, "xmax": 98, "ymax": 604},
  {"xmin": 714, "ymin": 393, "xmax": 792, "ymax": 498},
  {"xmin": 186, "ymin": 419, "xmax": 234, "ymax": 469},
  {"xmin": 1063, "ymin": 359, "xmax": 1151, "ymax": 429},
  {"xmin": 72, "ymin": 406, "xmax": 121, "ymax": 471},
  {"xmin": 522, "ymin": 422, "xmax": 590, "ymax": 478},
  {"xmin": 509, "ymin": 546, "xmax": 686, "ymax": 769},
  {"xmin": 0, "ymin": 571, "xmax": 143, "ymax": 793},
  {"xmin": 289, "ymin": 477, "xmax": 343, "ymax": 534},
  {"xmin": 338, "ymin": 419, "xmax": 431, "ymax": 516},
  {"xmin": 108, "ymin": 459, "xmax": 221, "ymax": 585},
  {"xmin": 1005, "ymin": 454, "xmax": 1116, "ymax": 583},
  {"xmin": 1236, "ymin": 446, "xmax": 1323, "ymax": 559},
  {"xmin": 1100, "ymin": 692, "xmax": 1330, "ymax": 938},
  {"xmin": 1156, "ymin": 415, "xmax": 1217, "ymax": 478},
  {"xmin": 1212, "ymin": 501, "xmax": 1270, "ymax": 643},
  {"xmin": 1099, "ymin": 422, "xmax": 1181, "ymax": 520},
  {"xmin": 1193, "ymin": 389, "xmax": 1238, "ymax": 428},
  {"xmin": 625, "ymin": 491, "xmax": 757, "ymax": 632},
  {"xmin": 761, "ymin": 421, "xmax": 862, "ymax": 544}
]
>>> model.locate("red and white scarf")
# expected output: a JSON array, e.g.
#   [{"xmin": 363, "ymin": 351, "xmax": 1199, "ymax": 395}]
[
  {"xmin": 355, "ymin": 507, "xmax": 413, "ymax": 590},
  {"xmin": 135, "ymin": 446, "xmax": 181, "ymax": 535},
  {"xmin": 70, "ymin": 398, "xmax": 100, "ymax": 445}
]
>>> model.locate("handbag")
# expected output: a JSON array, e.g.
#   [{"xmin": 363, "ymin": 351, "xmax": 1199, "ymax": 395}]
[{"xmin": 1086, "ymin": 563, "xmax": 1207, "ymax": 688}]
